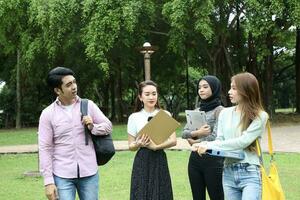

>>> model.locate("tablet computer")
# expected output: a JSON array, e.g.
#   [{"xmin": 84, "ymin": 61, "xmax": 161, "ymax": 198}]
[{"xmin": 185, "ymin": 110, "xmax": 206, "ymax": 130}]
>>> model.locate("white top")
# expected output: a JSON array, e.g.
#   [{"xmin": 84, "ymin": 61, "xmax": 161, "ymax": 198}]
[
  {"xmin": 127, "ymin": 109, "xmax": 167, "ymax": 137},
  {"xmin": 207, "ymin": 106, "xmax": 269, "ymax": 165},
  {"xmin": 61, "ymin": 103, "xmax": 75, "ymax": 118}
]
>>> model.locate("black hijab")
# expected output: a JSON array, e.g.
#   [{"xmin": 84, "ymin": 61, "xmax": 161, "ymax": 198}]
[{"xmin": 198, "ymin": 75, "xmax": 222, "ymax": 112}]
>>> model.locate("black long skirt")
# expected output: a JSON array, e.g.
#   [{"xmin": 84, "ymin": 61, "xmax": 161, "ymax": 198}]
[{"xmin": 130, "ymin": 148, "xmax": 173, "ymax": 200}]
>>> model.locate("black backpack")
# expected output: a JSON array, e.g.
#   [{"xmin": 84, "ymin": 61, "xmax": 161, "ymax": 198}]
[{"xmin": 80, "ymin": 99, "xmax": 115, "ymax": 166}]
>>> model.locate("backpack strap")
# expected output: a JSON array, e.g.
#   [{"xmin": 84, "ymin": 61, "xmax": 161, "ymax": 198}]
[{"xmin": 80, "ymin": 98, "xmax": 89, "ymax": 145}]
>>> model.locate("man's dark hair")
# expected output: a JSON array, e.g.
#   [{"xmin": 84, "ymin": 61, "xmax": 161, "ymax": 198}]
[{"xmin": 47, "ymin": 67, "xmax": 75, "ymax": 89}]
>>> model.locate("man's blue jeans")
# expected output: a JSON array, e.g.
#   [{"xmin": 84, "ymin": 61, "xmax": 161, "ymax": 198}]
[
  {"xmin": 54, "ymin": 172, "xmax": 99, "ymax": 200},
  {"xmin": 223, "ymin": 163, "xmax": 261, "ymax": 200}
]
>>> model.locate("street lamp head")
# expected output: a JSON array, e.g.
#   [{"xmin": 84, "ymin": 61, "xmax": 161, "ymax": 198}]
[
  {"xmin": 143, "ymin": 42, "xmax": 151, "ymax": 47},
  {"xmin": 136, "ymin": 42, "xmax": 159, "ymax": 81},
  {"xmin": 139, "ymin": 42, "xmax": 158, "ymax": 54}
]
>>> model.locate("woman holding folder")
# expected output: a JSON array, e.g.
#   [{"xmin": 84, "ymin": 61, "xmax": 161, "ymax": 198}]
[
  {"xmin": 127, "ymin": 80, "xmax": 177, "ymax": 200},
  {"xmin": 182, "ymin": 75, "xmax": 224, "ymax": 200},
  {"xmin": 193, "ymin": 72, "xmax": 268, "ymax": 200}
]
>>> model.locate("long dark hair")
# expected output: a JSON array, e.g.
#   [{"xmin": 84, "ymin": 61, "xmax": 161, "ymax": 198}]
[{"xmin": 133, "ymin": 80, "xmax": 161, "ymax": 112}]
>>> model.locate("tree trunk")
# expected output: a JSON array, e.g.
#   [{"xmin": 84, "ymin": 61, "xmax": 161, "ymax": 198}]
[
  {"xmin": 236, "ymin": 4, "xmax": 242, "ymax": 71},
  {"xmin": 263, "ymin": 32, "xmax": 274, "ymax": 117},
  {"xmin": 185, "ymin": 51, "xmax": 190, "ymax": 109},
  {"xmin": 16, "ymin": 49, "xmax": 21, "ymax": 129},
  {"xmin": 103, "ymin": 81, "xmax": 110, "ymax": 116},
  {"xmin": 296, "ymin": 27, "xmax": 300, "ymax": 113},
  {"xmin": 246, "ymin": 32, "xmax": 263, "ymax": 93},
  {"xmin": 214, "ymin": 35, "xmax": 232, "ymax": 106},
  {"xmin": 115, "ymin": 63, "xmax": 124, "ymax": 122},
  {"xmin": 246, "ymin": 32, "xmax": 259, "ymax": 75},
  {"xmin": 110, "ymin": 75, "xmax": 116, "ymax": 121}
]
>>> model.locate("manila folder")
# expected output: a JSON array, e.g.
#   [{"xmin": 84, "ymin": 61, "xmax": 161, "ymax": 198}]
[{"xmin": 137, "ymin": 110, "xmax": 180, "ymax": 145}]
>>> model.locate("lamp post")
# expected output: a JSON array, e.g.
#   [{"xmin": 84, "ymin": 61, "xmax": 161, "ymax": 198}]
[{"xmin": 139, "ymin": 42, "xmax": 158, "ymax": 80}]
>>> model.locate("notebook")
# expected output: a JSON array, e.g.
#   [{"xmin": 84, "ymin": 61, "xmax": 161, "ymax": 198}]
[
  {"xmin": 206, "ymin": 149, "xmax": 245, "ymax": 160},
  {"xmin": 137, "ymin": 110, "xmax": 181, "ymax": 145},
  {"xmin": 185, "ymin": 110, "xmax": 207, "ymax": 130}
]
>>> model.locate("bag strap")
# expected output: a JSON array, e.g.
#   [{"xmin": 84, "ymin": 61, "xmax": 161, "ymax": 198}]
[
  {"xmin": 80, "ymin": 98, "xmax": 89, "ymax": 145},
  {"xmin": 256, "ymin": 120, "xmax": 274, "ymax": 166},
  {"xmin": 256, "ymin": 138, "xmax": 265, "ymax": 166}
]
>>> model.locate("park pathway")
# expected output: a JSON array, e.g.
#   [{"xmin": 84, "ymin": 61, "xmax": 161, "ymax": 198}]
[{"xmin": 0, "ymin": 124, "xmax": 300, "ymax": 154}]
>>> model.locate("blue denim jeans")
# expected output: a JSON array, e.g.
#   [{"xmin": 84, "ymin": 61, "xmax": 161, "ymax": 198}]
[
  {"xmin": 223, "ymin": 163, "xmax": 261, "ymax": 200},
  {"xmin": 54, "ymin": 172, "xmax": 99, "ymax": 200}
]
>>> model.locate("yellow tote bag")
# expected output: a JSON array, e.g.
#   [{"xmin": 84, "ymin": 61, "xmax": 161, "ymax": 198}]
[{"xmin": 256, "ymin": 121, "xmax": 285, "ymax": 200}]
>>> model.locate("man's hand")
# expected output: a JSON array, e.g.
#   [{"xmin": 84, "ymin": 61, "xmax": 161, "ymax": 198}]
[
  {"xmin": 82, "ymin": 115, "xmax": 94, "ymax": 130},
  {"xmin": 45, "ymin": 184, "xmax": 58, "ymax": 200}
]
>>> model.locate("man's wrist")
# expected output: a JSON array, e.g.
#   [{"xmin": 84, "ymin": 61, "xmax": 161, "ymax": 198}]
[{"xmin": 44, "ymin": 176, "xmax": 55, "ymax": 186}]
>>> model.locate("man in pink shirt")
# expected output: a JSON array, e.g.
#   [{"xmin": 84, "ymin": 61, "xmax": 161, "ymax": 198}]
[{"xmin": 38, "ymin": 67, "xmax": 112, "ymax": 200}]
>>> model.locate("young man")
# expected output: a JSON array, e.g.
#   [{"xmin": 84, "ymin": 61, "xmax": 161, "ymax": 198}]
[{"xmin": 38, "ymin": 67, "xmax": 112, "ymax": 200}]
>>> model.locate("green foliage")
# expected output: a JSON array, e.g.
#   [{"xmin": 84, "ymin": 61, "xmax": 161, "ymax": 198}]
[
  {"xmin": 0, "ymin": 0, "xmax": 299, "ymax": 126},
  {"xmin": 82, "ymin": 0, "xmax": 156, "ymax": 73},
  {"xmin": 30, "ymin": 0, "xmax": 81, "ymax": 57},
  {"xmin": 245, "ymin": 0, "xmax": 283, "ymax": 37},
  {"xmin": 162, "ymin": 0, "xmax": 214, "ymax": 53},
  {"xmin": 288, "ymin": 0, "xmax": 300, "ymax": 26}
]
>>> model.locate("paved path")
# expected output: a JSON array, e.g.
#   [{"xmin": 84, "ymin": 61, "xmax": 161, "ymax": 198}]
[{"xmin": 0, "ymin": 124, "xmax": 299, "ymax": 154}]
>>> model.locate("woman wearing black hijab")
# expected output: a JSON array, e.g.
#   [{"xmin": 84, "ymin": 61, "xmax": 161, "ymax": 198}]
[{"xmin": 182, "ymin": 75, "xmax": 224, "ymax": 200}]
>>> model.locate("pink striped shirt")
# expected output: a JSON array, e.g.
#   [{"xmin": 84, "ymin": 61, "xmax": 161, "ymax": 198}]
[{"xmin": 38, "ymin": 97, "xmax": 112, "ymax": 185}]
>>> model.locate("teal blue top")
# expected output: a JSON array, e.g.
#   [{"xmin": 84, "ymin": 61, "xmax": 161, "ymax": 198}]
[{"xmin": 207, "ymin": 106, "xmax": 269, "ymax": 166}]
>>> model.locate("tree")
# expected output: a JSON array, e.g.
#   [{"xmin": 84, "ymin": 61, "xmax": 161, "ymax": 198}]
[
  {"xmin": 82, "ymin": 0, "xmax": 158, "ymax": 121},
  {"xmin": 1, "ymin": 0, "xmax": 300, "ymax": 128},
  {"xmin": 296, "ymin": 28, "xmax": 300, "ymax": 112},
  {"xmin": 0, "ymin": 0, "xmax": 33, "ymax": 128}
]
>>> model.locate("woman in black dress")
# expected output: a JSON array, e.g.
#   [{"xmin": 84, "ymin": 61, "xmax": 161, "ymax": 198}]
[{"xmin": 127, "ymin": 80, "xmax": 177, "ymax": 200}]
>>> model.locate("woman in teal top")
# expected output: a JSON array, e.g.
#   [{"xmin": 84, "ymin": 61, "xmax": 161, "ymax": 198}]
[{"xmin": 194, "ymin": 72, "xmax": 268, "ymax": 200}]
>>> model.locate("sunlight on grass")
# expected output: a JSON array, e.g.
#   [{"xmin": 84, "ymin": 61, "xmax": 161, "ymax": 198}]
[{"xmin": 275, "ymin": 108, "xmax": 296, "ymax": 113}]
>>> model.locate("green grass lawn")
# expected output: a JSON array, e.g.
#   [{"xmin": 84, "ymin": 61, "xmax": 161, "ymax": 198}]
[
  {"xmin": 0, "ymin": 125, "xmax": 184, "ymax": 146},
  {"xmin": 0, "ymin": 128, "xmax": 39, "ymax": 146},
  {"xmin": 0, "ymin": 151, "xmax": 299, "ymax": 200}
]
